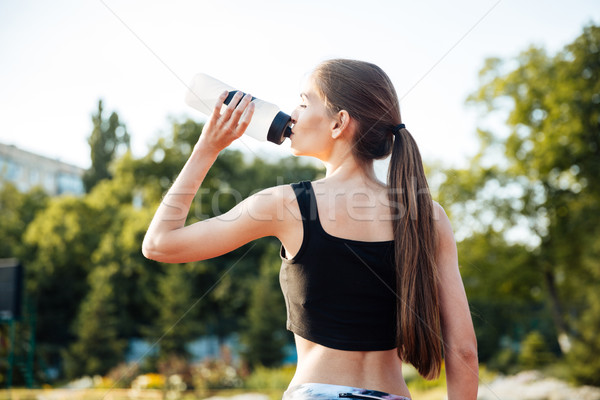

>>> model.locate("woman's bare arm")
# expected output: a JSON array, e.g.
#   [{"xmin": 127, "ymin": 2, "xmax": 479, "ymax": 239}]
[
  {"xmin": 142, "ymin": 91, "xmax": 285, "ymax": 263},
  {"xmin": 434, "ymin": 203, "xmax": 479, "ymax": 400}
]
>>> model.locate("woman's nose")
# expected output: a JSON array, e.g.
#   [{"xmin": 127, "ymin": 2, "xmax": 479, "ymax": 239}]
[{"xmin": 290, "ymin": 109, "xmax": 299, "ymax": 124}]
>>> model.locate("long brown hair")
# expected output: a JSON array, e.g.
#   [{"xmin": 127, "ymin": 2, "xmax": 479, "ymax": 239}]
[{"xmin": 312, "ymin": 59, "xmax": 442, "ymax": 379}]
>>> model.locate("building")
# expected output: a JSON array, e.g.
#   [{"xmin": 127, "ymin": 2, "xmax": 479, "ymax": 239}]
[{"xmin": 0, "ymin": 143, "xmax": 85, "ymax": 196}]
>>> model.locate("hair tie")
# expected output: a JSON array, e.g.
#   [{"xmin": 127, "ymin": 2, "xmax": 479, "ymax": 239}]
[{"xmin": 393, "ymin": 123, "xmax": 405, "ymax": 136}]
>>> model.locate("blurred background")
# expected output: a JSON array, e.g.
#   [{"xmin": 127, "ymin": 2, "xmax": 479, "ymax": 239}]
[{"xmin": 1, "ymin": 1, "xmax": 599, "ymax": 399}]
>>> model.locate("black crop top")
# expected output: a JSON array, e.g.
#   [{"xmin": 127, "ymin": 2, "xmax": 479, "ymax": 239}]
[{"xmin": 279, "ymin": 181, "xmax": 397, "ymax": 351}]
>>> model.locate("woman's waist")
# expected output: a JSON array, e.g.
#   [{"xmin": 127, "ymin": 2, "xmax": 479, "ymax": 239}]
[
  {"xmin": 295, "ymin": 334, "xmax": 401, "ymax": 365},
  {"xmin": 292, "ymin": 336, "xmax": 408, "ymax": 397}
]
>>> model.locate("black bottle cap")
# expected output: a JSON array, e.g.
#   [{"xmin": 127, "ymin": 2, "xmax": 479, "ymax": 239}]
[
  {"xmin": 284, "ymin": 125, "xmax": 292, "ymax": 138},
  {"xmin": 267, "ymin": 111, "xmax": 292, "ymax": 145}
]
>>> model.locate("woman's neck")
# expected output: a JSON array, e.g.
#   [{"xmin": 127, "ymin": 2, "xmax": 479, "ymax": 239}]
[{"xmin": 322, "ymin": 153, "xmax": 378, "ymax": 185}]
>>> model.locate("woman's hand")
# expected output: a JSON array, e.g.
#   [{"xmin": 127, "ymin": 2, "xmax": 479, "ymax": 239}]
[{"xmin": 195, "ymin": 90, "xmax": 255, "ymax": 155}]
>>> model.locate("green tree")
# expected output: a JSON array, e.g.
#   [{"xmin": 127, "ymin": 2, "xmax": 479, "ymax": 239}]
[
  {"xmin": 519, "ymin": 331, "xmax": 554, "ymax": 370},
  {"xmin": 22, "ymin": 196, "xmax": 102, "ymax": 348},
  {"xmin": 0, "ymin": 183, "xmax": 48, "ymax": 258},
  {"xmin": 566, "ymin": 228, "xmax": 600, "ymax": 385},
  {"xmin": 453, "ymin": 230, "xmax": 554, "ymax": 366},
  {"xmin": 437, "ymin": 24, "xmax": 600, "ymax": 381},
  {"xmin": 147, "ymin": 265, "xmax": 205, "ymax": 359},
  {"xmin": 83, "ymin": 99, "xmax": 130, "ymax": 192},
  {"xmin": 241, "ymin": 242, "xmax": 288, "ymax": 368},
  {"xmin": 63, "ymin": 264, "xmax": 127, "ymax": 378}
]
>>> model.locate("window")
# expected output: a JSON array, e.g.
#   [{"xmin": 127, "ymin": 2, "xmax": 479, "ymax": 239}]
[{"xmin": 57, "ymin": 173, "xmax": 84, "ymax": 195}]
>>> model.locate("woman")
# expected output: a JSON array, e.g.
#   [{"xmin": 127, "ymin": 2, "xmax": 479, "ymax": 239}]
[{"xmin": 143, "ymin": 59, "xmax": 478, "ymax": 400}]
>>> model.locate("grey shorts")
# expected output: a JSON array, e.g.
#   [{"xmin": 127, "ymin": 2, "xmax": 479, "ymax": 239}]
[{"xmin": 282, "ymin": 383, "xmax": 411, "ymax": 400}]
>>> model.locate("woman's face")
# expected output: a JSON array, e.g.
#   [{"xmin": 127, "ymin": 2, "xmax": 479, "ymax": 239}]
[{"xmin": 289, "ymin": 76, "xmax": 336, "ymax": 159}]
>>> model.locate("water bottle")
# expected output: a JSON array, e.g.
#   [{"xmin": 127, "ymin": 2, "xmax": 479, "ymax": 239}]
[{"xmin": 185, "ymin": 73, "xmax": 292, "ymax": 145}]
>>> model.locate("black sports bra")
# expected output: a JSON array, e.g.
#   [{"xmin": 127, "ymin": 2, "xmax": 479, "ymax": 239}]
[{"xmin": 279, "ymin": 181, "xmax": 397, "ymax": 351}]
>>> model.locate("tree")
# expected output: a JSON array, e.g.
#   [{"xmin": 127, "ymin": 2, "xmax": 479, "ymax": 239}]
[
  {"xmin": 519, "ymin": 331, "xmax": 555, "ymax": 370},
  {"xmin": 146, "ymin": 265, "xmax": 205, "ymax": 360},
  {"xmin": 437, "ymin": 24, "xmax": 600, "ymax": 382},
  {"xmin": 63, "ymin": 264, "xmax": 127, "ymax": 378},
  {"xmin": 83, "ymin": 99, "xmax": 130, "ymax": 192},
  {"xmin": 241, "ymin": 242, "xmax": 288, "ymax": 368},
  {"xmin": 22, "ymin": 196, "xmax": 102, "ymax": 347},
  {"xmin": 0, "ymin": 182, "xmax": 47, "ymax": 258}
]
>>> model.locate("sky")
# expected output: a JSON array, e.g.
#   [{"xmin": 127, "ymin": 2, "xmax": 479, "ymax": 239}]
[{"xmin": 1, "ymin": 0, "xmax": 598, "ymax": 173}]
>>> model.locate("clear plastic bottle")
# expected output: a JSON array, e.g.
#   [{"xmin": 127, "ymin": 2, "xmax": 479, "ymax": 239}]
[{"xmin": 185, "ymin": 73, "xmax": 292, "ymax": 144}]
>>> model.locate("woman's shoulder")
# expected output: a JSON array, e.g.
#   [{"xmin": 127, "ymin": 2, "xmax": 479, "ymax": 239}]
[
  {"xmin": 246, "ymin": 183, "xmax": 296, "ymax": 206},
  {"xmin": 432, "ymin": 201, "xmax": 451, "ymax": 229},
  {"xmin": 431, "ymin": 201, "xmax": 457, "ymax": 255},
  {"xmin": 245, "ymin": 183, "xmax": 302, "ymax": 221}
]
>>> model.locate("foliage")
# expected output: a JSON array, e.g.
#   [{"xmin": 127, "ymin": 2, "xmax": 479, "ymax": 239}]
[
  {"xmin": 0, "ymin": 182, "xmax": 48, "ymax": 259},
  {"xmin": 62, "ymin": 263, "xmax": 128, "ymax": 378},
  {"xmin": 566, "ymin": 233, "xmax": 600, "ymax": 385},
  {"xmin": 518, "ymin": 331, "xmax": 555, "ymax": 369},
  {"xmin": 436, "ymin": 23, "xmax": 600, "ymax": 383},
  {"xmin": 22, "ymin": 196, "xmax": 103, "ymax": 349},
  {"xmin": 145, "ymin": 266, "xmax": 205, "ymax": 360},
  {"xmin": 454, "ymin": 230, "xmax": 553, "ymax": 363},
  {"xmin": 241, "ymin": 242, "xmax": 289, "ymax": 368},
  {"xmin": 83, "ymin": 99, "xmax": 130, "ymax": 192},
  {"xmin": 243, "ymin": 365, "xmax": 296, "ymax": 390}
]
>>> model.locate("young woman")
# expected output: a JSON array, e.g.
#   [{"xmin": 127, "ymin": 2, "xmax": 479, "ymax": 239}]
[{"xmin": 143, "ymin": 59, "xmax": 478, "ymax": 400}]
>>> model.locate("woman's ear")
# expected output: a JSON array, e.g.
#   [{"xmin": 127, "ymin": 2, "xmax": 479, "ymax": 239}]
[{"xmin": 331, "ymin": 110, "xmax": 351, "ymax": 139}]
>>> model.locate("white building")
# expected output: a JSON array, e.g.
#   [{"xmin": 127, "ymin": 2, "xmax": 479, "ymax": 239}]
[{"xmin": 0, "ymin": 143, "xmax": 85, "ymax": 196}]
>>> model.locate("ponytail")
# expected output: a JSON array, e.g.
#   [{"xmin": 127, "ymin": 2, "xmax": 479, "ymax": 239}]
[{"xmin": 388, "ymin": 126, "xmax": 442, "ymax": 380}]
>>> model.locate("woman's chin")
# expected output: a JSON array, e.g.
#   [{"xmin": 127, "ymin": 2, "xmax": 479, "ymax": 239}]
[{"xmin": 289, "ymin": 144, "xmax": 302, "ymax": 156}]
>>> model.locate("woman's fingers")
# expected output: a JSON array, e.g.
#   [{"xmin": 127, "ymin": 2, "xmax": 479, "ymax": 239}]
[
  {"xmin": 209, "ymin": 91, "xmax": 229, "ymax": 125},
  {"xmin": 221, "ymin": 91, "xmax": 244, "ymax": 121},
  {"xmin": 227, "ymin": 93, "xmax": 254, "ymax": 135},
  {"xmin": 237, "ymin": 101, "xmax": 255, "ymax": 135},
  {"xmin": 214, "ymin": 90, "xmax": 230, "ymax": 114}
]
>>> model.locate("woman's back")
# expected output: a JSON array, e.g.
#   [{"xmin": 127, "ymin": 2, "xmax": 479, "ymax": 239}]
[{"xmin": 278, "ymin": 175, "xmax": 410, "ymax": 397}]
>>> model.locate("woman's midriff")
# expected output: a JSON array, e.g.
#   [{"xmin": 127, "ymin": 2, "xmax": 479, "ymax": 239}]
[{"xmin": 290, "ymin": 335, "xmax": 411, "ymax": 398}]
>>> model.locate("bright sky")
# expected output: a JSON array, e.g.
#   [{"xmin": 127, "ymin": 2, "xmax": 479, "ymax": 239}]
[{"xmin": 1, "ymin": 0, "xmax": 598, "ymax": 172}]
